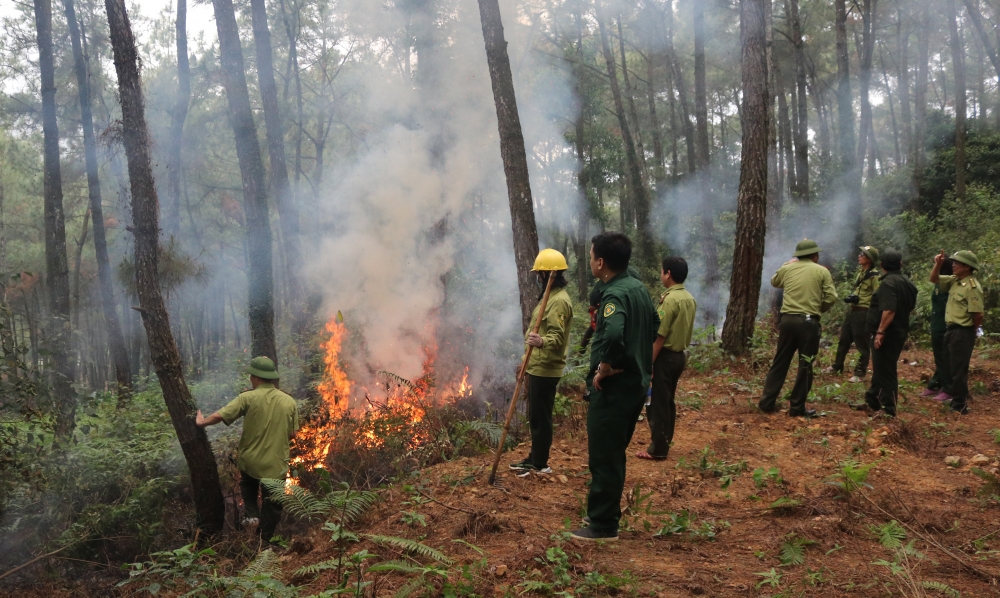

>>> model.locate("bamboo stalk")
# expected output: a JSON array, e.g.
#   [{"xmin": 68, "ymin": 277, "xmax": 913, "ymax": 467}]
[{"xmin": 487, "ymin": 272, "xmax": 557, "ymax": 485}]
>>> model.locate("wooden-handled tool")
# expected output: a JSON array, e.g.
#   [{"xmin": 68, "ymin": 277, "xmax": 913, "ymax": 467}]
[{"xmin": 487, "ymin": 272, "xmax": 557, "ymax": 485}]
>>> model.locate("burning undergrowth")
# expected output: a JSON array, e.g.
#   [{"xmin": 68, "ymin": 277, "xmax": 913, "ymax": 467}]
[{"xmin": 291, "ymin": 315, "xmax": 510, "ymax": 488}]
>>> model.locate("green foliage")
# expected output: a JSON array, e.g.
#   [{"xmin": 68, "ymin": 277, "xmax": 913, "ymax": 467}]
[
  {"xmin": 260, "ymin": 477, "xmax": 379, "ymax": 523},
  {"xmin": 778, "ymin": 535, "xmax": 817, "ymax": 566},
  {"xmin": 921, "ymin": 581, "xmax": 962, "ymax": 597},
  {"xmin": 870, "ymin": 520, "xmax": 907, "ymax": 549},
  {"xmin": 364, "ymin": 534, "xmax": 453, "ymax": 564},
  {"xmin": 652, "ymin": 510, "xmax": 725, "ymax": 541},
  {"xmin": 754, "ymin": 568, "xmax": 782, "ymax": 589},
  {"xmin": 752, "ymin": 467, "xmax": 783, "ymax": 489},
  {"xmin": 825, "ymin": 459, "xmax": 880, "ymax": 497},
  {"xmin": 677, "ymin": 446, "xmax": 747, "ymax": 488},
  {"xmin": 971, "ymin": 468, "xmax": 1000, "ymax": 500},
  {"xmin": 989, "ymin": 429, "xmax": 1000, "ymax": 444}
]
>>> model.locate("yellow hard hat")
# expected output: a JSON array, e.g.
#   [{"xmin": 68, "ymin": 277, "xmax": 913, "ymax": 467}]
[{"xmin": 532, "ymin": 248, "xmax": 568, "ymax": 271}]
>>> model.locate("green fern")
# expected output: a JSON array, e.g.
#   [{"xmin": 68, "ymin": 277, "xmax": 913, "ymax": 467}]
[
  {"xmin": 461, "ymin": 420, "xmax": 505, "ymax": 447},
  {"xmin": 368, "ymin": 559, "xmax": 448, "ymax": 577},
  {"xmin": 922, "ymin": 580, "xmax": 961, "ymax": 597},
  {"xmin": 768, "ymin": 497, "xmax": 802, "ymax": 509},
  {"xmin": 363, "ymin": 534, "xmax": 453, "ymax": 564},
  {"xmin": 293, "ymin": 557, "xmax": 342, "ymax": 577},
  {"xmin": 241, "ymin": 549, "xmax": 282, "ymax": 578},
  {"xmin": 326, "ymin": 488, "xmax": 380, "ymax": 524},
  {"xmin": 260, "ymin": 480, "xmax": 379, "ymax": 523},
  {"xmin": 778, "ymin": 535, "xmax": 816, "ymax": 566},
  {"xmin": 871, "ymin": 520, "xmax": 907, "ymax": 549},
  {"xmin": 971, "ymin": 467, "xmax": 1000, "ymax": 498}
]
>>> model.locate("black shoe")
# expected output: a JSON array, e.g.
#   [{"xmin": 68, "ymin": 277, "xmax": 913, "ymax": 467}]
[
  {"xmin": 950, "ymin": 404, "xmax": 969, "ymax": 415},
  {"xmin": 851, "ymin": 402, "xmax": 877, "ymax": 412},
  {"xmin": 570, "ymin": 527, "xmax": 618, "ymax": 542},
  {"xmin": 758, "ymin": 405, "xmax": 777, "ymax": 414},
  {"xmin": 788, "ymin": 409, "xmax": 817, "ymax": 418},
  {"xmin": 509, "ymin": 459, "xmax": 535, "ymax": 471}
]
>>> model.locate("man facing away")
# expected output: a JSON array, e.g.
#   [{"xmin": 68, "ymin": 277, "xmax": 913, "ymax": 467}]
[
  {"xmin": 825, "ymin": 246, "xmax": 880, "ymax": 382},
  {"xmin": 930, "ymin": 250, "xmax": 985, "ymax": 415},
  {"xmin": 759, "ymin": 239, "xmax": 838, "ymax": 418},
  {"xmin": 573, "ymin": 232, "xmax": 658, "ymax": 542},
  {"xmin": 852, "ymin": 250, "xmax": 917, "ymax": 417},
  {"xmin": 636, "ymin": 256, "xmax": 696, "ymax": 462},
  {"xmin": 197, "ymin": 356, "xmax": 298, "ymax": 543}
]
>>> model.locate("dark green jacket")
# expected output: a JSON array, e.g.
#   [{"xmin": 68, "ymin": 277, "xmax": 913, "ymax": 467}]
[
  {"xmin": 930, "ymin": 284, "xmax": 949, "ymax": 335},
  {"xmin": 587, "ymin": 271, "xmax": 659, "ymax": 400}
]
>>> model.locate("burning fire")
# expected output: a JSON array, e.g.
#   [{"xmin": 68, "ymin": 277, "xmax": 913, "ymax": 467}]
[{"xmin": 290, "ymin": 314, "xmax": 473, "ymax": 478}]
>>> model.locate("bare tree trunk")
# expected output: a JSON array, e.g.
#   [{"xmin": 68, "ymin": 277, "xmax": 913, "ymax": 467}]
[
  {"xmin": 63, "ymin": 0, "xmax": 131, "ymax": 400},
  {"xmin": 278, "ymin": 0, "xmax": 304, "ymax": 193},
  {"xmin": 665, "ymin": 1, "xmax": 696, "ymax": 174},
  {"xmin": 879, "ymin": 45, "xmax": 902, "ymax": 168},
  {"xmin": 723, "ymin": 0, "xmax": 768, "ymax": 355},
  {"xmin": 212, "ymin": 0, "xmax": 277, "ymax": 362},
  {"xmin": 646, "ymin": 52, "xmax": 666, "ymax": 185},
  {"xmin": 71, "ymin": 208, "xmax": 90, "ymax": 331},
  {"xmin": 836, "ymin": 0, "xmax": 855, "ymax": 178},
  {"xmin": 595, "ymin": 0, "xmax": 654, "ymax": 269},
  {"xmin": 249, "ymin": 0, "xmax": 303, "ymax": 311},
  {"xmin": 855, "ymin": 0, "xmax": 877, "ymax": 182},
  {"xmin": 617, "ymin": 16, "xmax": 647, "ymax": 176},
  {"xmin": 476, "ymin": 0, "xmax": 540, "ymax": 333},
  {"xmin": 776, "ymin": 61, "xmax": 797, "ymax": 196},
  {"xmin": 911, "ymin": 3, "xmax": 929, "ymax": 203},
  {"xmin": 765, "ymin": 0, "xmax": 781, "ymax": 239},
  {"xmin": 962, "ymin": 0, "xmax": 1000, "ymax": 79},
  {"xmin": 947, "ymin": 0, "xmax": 967, "ymax": 200},
  {"xmin": 34, "ymin": 0, "xmax": 76, "ymax": 438},
  {"xmin": 573, "ymin": 6, "xmax": 591, "ymax": 302},
  {"xmin": 896, "ymin": 6, "xmax": 912, "ymax": 163},
  {"xmin": 788, "ymin": 0, "xmax": 809, "ymax": 202},
  {"xmin": 693, "ymin": 0, "xmax": 720, "ymax": 326},
  {"xmin": 103, "ymin": 0, "xmax": 225, "ymax": 534}
]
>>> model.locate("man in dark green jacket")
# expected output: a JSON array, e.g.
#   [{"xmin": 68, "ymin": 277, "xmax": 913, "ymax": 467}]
[
  {"xmin": 921, "ymin": 257, "xmax": 953, "ymax": 399},
  {"xmin": 826, "ymin": 246, "xmax": 880, "ymax": 382},
  {"xmin": 572, "ymin": 232, "xmax": 659, "ymax": 543}
]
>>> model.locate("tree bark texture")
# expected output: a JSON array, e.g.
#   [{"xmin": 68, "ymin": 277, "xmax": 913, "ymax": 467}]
[
  {"xmin": 617, "ymin": 16, "xmax": 647, "ymax": 177},
  {"xmin": 63, "ymin": 0, "xmax": 131, "ymax": 400},
  {"xmin": 788, "ymin": 0, "xmax": 809, "ymax": 202},
  {"xmin": 476, "ymin": 0, "xmax": 540, "ymax": 334},
  {"xmin": 855, "ymin": 0, "xmax": 877, "ymax": 182},
  {"xmin": 911, "ymin": 3, "xmax": 929, "ymax": 202},
  {"xmin": 164, "ymin": 0, "xmax": 189, "ymax": 240},
  {"xmin": 947, "ymin": 0, "xmax": 967, "ymax": 200},
  {"xmin": 249, "ymin": 0, "xmax": 303, "ymax": 311},
  {"xmin": 666, "ymin": 3, "xmax": 697, "ymax": 174},
  {"xmin": 963, "ymin": 0, "xmax": 1000, "ymax": 79},
  {"xmin": 212, "ymin": 0, "xmax": 277, "ymax": 362},
  {"xmin": 594, "ymin": 0, "xmax": 654, "ymax": 270},
  {"xmin": 103, "ymin": 0, "xmax": 225, "ymax": 534},
  {"xmin": 765, "ymin": 0, "xmax": 781, "ymax": 239},
  {"xmin": 34, "ymin": 0, "xmax": 76, "ymax": 438},
  {"xmin": 896, "ymin": 7, "xmax": 911, "ymax": 162},
  {"xmin": 775, "ymin": 59, "xmax": 797, "ymax": 195},
  {"xmin": 723, "ymin": 0, "xmax": 768, "ymax": 355},
  {"xmin": 693, "ymin": 0, "xmax": 721, "ymax": 326},
  {"xmin": 835, "ymin": 0, "xmax": 855, "ymax": 179}
]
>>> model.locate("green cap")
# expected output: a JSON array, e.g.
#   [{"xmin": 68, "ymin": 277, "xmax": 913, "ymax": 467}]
[
  {"xmin": 793, "ymin": 239, "xmax": 822, "ymax": 257},
  {"xmin": 951, "ymin": 250, "xmax": 980, "ymax": 271},
  {"xmin": 246, "ymin": 356, "xmax": 280, "ymax": 380},
  {"xmin": 859, "ymin": 245, "xmax": 879, "ymax": 264}
]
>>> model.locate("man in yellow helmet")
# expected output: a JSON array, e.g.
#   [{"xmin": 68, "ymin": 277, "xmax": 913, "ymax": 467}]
[{"xmin": 509, "ymin": 249, "xmax": 574, "ymax": 475}]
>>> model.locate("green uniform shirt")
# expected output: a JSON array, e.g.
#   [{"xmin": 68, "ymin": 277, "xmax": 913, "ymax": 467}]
[
  {"xmin": 938, "ymin": 275, "xmax": 985, "ymax": 327},
  {"xmin": 771, "ymin": 259, "xmax": 838, "ymax": 316},
  {"xmin": 587, "ymin": 271, "xmax": 659, "ymax": 399},
  {"xmin": 525, "ymin": 287, "xmax": 574, "ymax": 377},
  {"xmin": 656, "ymin": 284, "xmax": 697, "ymax": 352},
  {"xmin": 218, "ymin": 383, "xmax": 299, "ymax": 480},
  {"xmin": 866, "ymin": 271, "xmax": 918, "ymax": 335},
  {"xmin": 853, "ymin": 267, "xmax": 880, "ymax": 309}
]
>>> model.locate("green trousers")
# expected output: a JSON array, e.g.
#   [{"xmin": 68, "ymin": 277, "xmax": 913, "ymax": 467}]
[
  {"xmin": 586, "ymin": 386, "xmax": 646, "ymax": 534},
  {"xmin": 944, "ymin": 326, "xmax": 977, "ymax": 411},
  {"xmin": 646, "ymin": 350, "xmax": 685, "ymax": 458},
  {"xmin": 833, "ymin": 310, "xmax": 870, "ymax": 376},
  {"xmin": 926, "ymin": 328, "xmax": 953, "ymax": 391}
]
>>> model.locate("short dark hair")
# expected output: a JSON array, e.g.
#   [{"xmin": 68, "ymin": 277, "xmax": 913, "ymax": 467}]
[
  {"xmin": 881, "ymin": 249, "xmax": 902, "ymax": 271},
  {"xmin": 661, "ymin": 256, "xmax": 689, "ymax": 283},
  {"xmin": 591, "ymin": 232, "xmax": 631, "ymax": 272},
  {"xmin": 940, "ymin": 257, "xmax": 954, "ymax": 276}
]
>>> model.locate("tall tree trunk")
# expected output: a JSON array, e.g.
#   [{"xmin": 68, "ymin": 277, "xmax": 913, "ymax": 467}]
[
  {"xmin": 776, "ymin": 61, "xmax": 797, "ymax": 195},
  {"xmin": 665, "ymin": 1, "xmax": 697, "ymax": 174},
  {"xmin": 164, "ymin": 0, "xmax": 189, "ymax": 241},
  {"xmin": 71, "ymin": 207, "xmax": 90, "ymax": 331},
  {"xmin": 836, "ymin": 0, "xmax": 856, "ymax": 178},
  {"xmin": 692, "ymin": 0, "xmax": 720, "ymax": 326},
  {"xmin": 765, "ymin": 0, "xmax": 781, "ymax": 239},
  {"xmin": 788, "ymin": 0, "xmax": 809, "ymax": 202},
  {"xmin": 616, "ymin": 16, "xmax": 647, "ymax": 177},
  {"xmin": 211, "ymin": 0, "xmax": 277, "ymax": 362},
  {"xmin": 573, "ymin": 6, "xmax": 590, "ymax": 302},
  {"xmin": 476, "ymin": 0, "xmax": 540, "ymax": 333},
  {"xmin": 896, "ymin": 7, "xmax": 912, "ymax": 163},
  {"xmin": 595, "ymin": 0, "xmax": 655, "ymax": 269},
  {"xmin": 962, "ymin": 0, "xmax": 1000, "ymax": 79},
  {"xmin": 646, "ymin": 50, "xmax": 666, "ymax": 184},
  {"xmin": 103, "ymin": 0, "xmax": 225, "ymax": 534},
  {"xmin": 911, "ymin": 3, "xmax": 929, "ymax": 203},
  {"xmin": 948, "ymin": 0, "xmax": 967, "ymax": 200},
  {"xmin": 249, "ymin": 0, "xmax": 303, "ymax": 312},
  {"xmin": 855, "ymin": 0, "xmax": 877, "ymax": 182},
  {"xmin": 879, "ymin": 45, "xmax": 902, "ymax": 167},
  {"xmin": 278, "ymin": 0, "xmax": 304, "ymax": 193},
  {"xmin": 722, "ymin": 0, "xmax": 768, "ymax": 355},
  {"xmin": 34, "ymin": 0, "xmax": 76, "ymax": 438},
  {"xmin": 63, "ymin": 0, "xmax": 131, "ymax": 399}
]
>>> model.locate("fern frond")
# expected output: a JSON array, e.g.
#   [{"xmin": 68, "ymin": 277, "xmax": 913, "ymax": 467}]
[
  {"xmin": 363, "ymin": 534, "xmax": 453, "ymax": 564},
  {"xmin": 377, "ymin": 370, "xmax": 416, "ymax": 393},
  {"xmin": 779, "ymin": 542, "xmax": 806, "ymax": 566},
  {"xmin": 871, "ymin": 520, "xmax": 907, "ymax": 549},
  {"xmin": 261, "ymin": 480, "xmax": 328, "ymax": 520},
  {"xmin": 464, "ymin": 420, "xmax": 504, "ymax": 447},
  {"xmin": 293, "ymin": 557, "xmax": 341, "ymax": 577},
  {"xmin": 922, "ymin": 580, "xmax": 961, "ymax": 597},
  {"xmin": 241, "ymin": 549, "xmax": 282, "ymax": 578},
  {"xmin": 394, "ymin": 576, "xmax": 427, "ymax": 598},
  {"xmin": 324, "ymin": 489, "xmax": 380, "ymax": 524}
]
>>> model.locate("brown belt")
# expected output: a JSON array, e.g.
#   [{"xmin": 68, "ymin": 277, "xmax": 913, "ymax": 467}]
[{"xmin": 851, "ymin": 306, "xmax": 867, "ymax": 312}]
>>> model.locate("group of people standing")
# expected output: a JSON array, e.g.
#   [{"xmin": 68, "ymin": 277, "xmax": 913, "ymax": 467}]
[
  {"xmin": 763, "ymin": 239, "xmax": 984, "ymax": 418},
  {"xmin": 509, "ymin": 232, "xmax": 697, "ymax": 543}
]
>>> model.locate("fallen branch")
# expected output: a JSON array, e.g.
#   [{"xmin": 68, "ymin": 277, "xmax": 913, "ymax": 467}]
[
  {"xmin": 0, "ymin": 545, "xmax": 71, "ymax": 581},
  {"xmin": 417, "ymin": 488, "xmax": 475, "ymax": 514}
]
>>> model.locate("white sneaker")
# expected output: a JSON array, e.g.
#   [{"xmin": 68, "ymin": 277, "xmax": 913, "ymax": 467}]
[
  {"xmin": 242, "ymin": 517, "xmax": 259, "ymax": 528},
  {"xmin": 821, "ymin": 366, "xmax": 836, "ymax": 374},
  {"xmin": 848, "ymin": 376, "xmax": 862, "ymax": 383},
  {"xmin": 516, "ymin": 466, "xmax": 553, "ymax": 478}
]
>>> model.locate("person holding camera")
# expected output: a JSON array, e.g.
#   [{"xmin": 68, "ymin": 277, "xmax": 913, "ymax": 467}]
[
  {"xmin": 852, "ymin": 250, "xmax": 917, "ymax": 417},
  {"xmin": 824, "ymin": 246, "xmax": 880, "ymax": 382}
]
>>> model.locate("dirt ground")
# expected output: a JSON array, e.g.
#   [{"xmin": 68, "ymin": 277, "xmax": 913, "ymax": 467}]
[{"xmin": 5, "ymin": 346, "xmax": 1000, "ymax": 597}]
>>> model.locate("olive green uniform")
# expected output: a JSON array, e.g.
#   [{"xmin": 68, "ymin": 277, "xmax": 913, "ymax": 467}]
[
  {"xmin": 585, "ymin": 271, "xmax": 659, "ymax": 534},
  {"xmin": 760, "ymin": 259, "xmax": 838, "ymax": 415},
  {"xmin": 523, "ymin": 287, "xmax": 574, "ymax": 469},
  {"xmin": 833, "ymin": 268, "xmax": 879, "ymax": 376},
  {"xmin": 863, "ymin": 271, "xmax": 918, "ymax": 416},
  {"xmin": 219, "ymin": 383, "xmax": 299, "ymax": 539},
  {"xmin": 938, "ymin": 275, "xmax": 985, "ymax": 413},
  {"xmin": 926, "ymin": 285, "xmax": 952, "ymax": 392},
  {"xmin": 646, "ymin": 284, "xmax": 696, "ymax": 458}
]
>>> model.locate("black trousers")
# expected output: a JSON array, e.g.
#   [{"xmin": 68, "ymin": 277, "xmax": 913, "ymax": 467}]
[
  {"xmin": 527, "ymin": 374, "xmax": 560, "ymax": 468},
  {"xmin": 864, "ymin": 330, "xmax": 906, "ymax": 416},
  {"xmin": 586, "ymin": 387, "xmax": 646, "ymax": 534},
  {"xmin": 944, "ymin": 326, "xmax": 977, "ymax": 411},
  {"xmin": 240, "ymin": 471, "xmax": 283, "ymax": 541},
  {"xmin": 760, "ymin": 314, "xmax": 820, "ymax": 415},
  {"xmin": 927, "ymin": 328, "xmax": 953, "ymax": 391},
  {"xmin": 833, "ymin": 310, "xmax": 870, "ymax": 376},
  {"xmin": 646, "ymin": 350, "xmax": 685, "ymax": 458}
]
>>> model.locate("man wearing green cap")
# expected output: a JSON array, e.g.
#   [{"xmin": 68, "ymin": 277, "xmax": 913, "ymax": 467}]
[
  {"xmin": 930, "ymin": 250, "xmax": 985, "ymax": 414},
  {"xmin": 197, "ymin": 357, "xmax": 298, "ymax": 541},
  {"xmin": 853, "ymin": 250, "xmax": 917, "ymax": 417},
  {"xmin": 826, "ymin": 246, "xmax": 880, "ymax": 382},
  {"xmin": 759, "ymin": 240, "xmax": 838, "ymax": 417}
]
